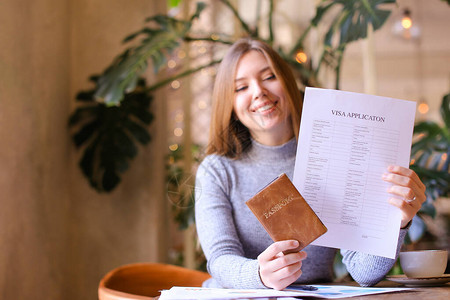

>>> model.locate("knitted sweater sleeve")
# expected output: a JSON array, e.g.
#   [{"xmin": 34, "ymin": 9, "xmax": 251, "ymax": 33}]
[
  {"xmin": 194, "ymin": 156, "xmax": 266, "ymax": 289},
  {"xmin": 340, "ymin": 227, "xmax": 408, "ymax": 286}
]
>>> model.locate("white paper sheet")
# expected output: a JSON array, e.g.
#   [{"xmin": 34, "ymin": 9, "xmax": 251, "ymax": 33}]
[
  {"xmin": 293, "ymin": 87, "xmax": 416, "ymax": 258},
  {"xmin": 158, "ymin": 285, "xmax": 413, "ymax": 299}
]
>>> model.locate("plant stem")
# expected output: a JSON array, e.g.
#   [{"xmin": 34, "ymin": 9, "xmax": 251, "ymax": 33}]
[
  {"xmin": 334, "ymin": 46, "xmax": 346, "ymax": 90},
  {"xmin": 184, "ymin": 36, "xmax": 234, "ymax": 45},
  {"xmin": 146, "ymin": 59, "xmax": 222, "ymax": 92},
  {"xmin": 268, "ymin": 0, "xmax": 274, "ymax": 45},
  {"xmin": 289, "ymin": 24, "xmax": 312, "ymax": 57},
  {"xmin": 255, "ymin": 0, "xmax": 262, "ymax": 36},
  {"xmin": 315, "ymin": 48, "xmax": 327, "ymax": 76},
  {"xmin": 219, "ymin": 0, "xmax": 254, "ymax": 36}
]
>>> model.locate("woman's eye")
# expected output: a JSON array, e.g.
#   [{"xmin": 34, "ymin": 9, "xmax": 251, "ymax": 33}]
[
  {"xmin": 264, "ymin": 74, "xmax": 276, "ymax": 80},
  {"xmin": 235, "ymin": 86, "xmax": 247, "ymax": 92}
]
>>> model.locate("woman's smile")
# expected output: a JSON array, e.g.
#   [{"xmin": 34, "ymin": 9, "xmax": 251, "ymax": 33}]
[
  {"xmin": 233, "ymin": 50, "xmax": 293, "ymax": 145},
  {"xmin": 250, "ymin": 100, "xmax": 278, "ymax": 114}
]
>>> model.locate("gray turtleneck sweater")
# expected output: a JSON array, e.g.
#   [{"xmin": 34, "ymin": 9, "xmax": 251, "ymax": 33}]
[{"xmin": 195, "ymin": 138, "xmax": 407, "ymax": 289}]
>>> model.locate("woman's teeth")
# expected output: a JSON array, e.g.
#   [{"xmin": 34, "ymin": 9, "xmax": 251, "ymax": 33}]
[{"xmin": 256, "ymin": 102, "xmax": 276, "ymax": 112}]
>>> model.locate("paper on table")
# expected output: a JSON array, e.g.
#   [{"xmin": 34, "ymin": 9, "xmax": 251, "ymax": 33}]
[
  {"xmin": 158, "ymin": 286, "xmax": 306, "ymax": 299},
  {"xmin": 158, "ymin": 285, "xmax": 413, "ymax": 299},
  {"xmin": 293, "ymin": 87, "xmax": 416, "ymax": 258}
]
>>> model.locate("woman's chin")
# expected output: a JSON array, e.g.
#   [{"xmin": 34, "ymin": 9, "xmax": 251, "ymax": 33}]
[{"xmin": 256, "ymin": 116, "xmax": 290, "ymax": 130}]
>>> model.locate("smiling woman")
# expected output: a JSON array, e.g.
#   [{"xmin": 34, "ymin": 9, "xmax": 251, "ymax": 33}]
[
  {"xmin": 233, "ymin": 50, "xmax": 293, "ymax": 146},
  {"xmin": 206, "ymin": 38, "xmax": 302, "ymax": 158},
  {"xmin": 194, "ymin": 38, "xmax": 426, "ymax": 291}
]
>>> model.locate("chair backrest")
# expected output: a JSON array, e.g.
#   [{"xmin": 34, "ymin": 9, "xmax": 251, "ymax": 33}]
[{"xmin": 98, "ymin": 263, "xmax": 211, "ymax": 300}]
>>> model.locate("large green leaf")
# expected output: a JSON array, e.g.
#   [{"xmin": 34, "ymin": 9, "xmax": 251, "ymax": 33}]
[
  {"xmin": 410, "ymin": 93, "xmax": 450, "ymax": 227},
  {"xmin": 94, "ymin": 2, "xmax": 206, "ymax": 106},
  {"xmin": 412, "ymin": 96, "xmax": 450, "ymax": 160},
  {"xmin": 307, "ymin": 0, "xmax": 395, "ymax": 89},
  {"xmin": 73, "ymin": 119, "xmax": 100, "ymax": 147},
  {"xmin": 411, "ymin": 165, "xmax": 450, "ymax": 198},
  {"xmin": 69, "ymin": 76, "xmax": 154, "ymax": 192},
  {"xmin": 411, "ymin": 121, "xmax": 444, "ymax": 156},
  {"xmin": 312, "ymin": 0, "xmax": 395, "ymax": 47}
]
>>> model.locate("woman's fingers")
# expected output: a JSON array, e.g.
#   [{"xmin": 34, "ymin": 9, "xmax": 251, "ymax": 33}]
[
  {"xmin": 385, "ymin": 165, "xmax": 425, "ymax": 191},
  {"xmin": 382, "ymin": 165, "xmax": 427, "ymax": 227},
  {"xmin": 258, "ymin": 240, "xmax": 307, "ymax": 290},
  {"xmin": 382, "ymin": 165, "xmax": 426, "ymax": 203},
  {"xmin": 388, "ymin": 196, "xmax": 422, "ymax": 228},
  {"xmin": 387, "ymin": 185, "xmax": 420, "ymax": 202},
  {"xmin": 270, "ymin": 263, "xmax": 304, "ymax": 290},
  {"xmin": 388, "ymin": 196, "xmax": 421, "ymax": 215},
  {"xmin": 259, "ymin": 254, "xmax": 305, "ymax": 290},
  {"xmin": 258, "ymin": 240, "xmax": 299, "ymax": 261},
  {"xmin": 263, "ymin": 250, "xmax": 307, "ymax": 273}
]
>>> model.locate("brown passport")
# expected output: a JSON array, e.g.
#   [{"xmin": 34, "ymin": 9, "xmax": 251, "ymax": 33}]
[{"xmin": 245, "ymin": 173, "xmax": 327, "ymax": 254}]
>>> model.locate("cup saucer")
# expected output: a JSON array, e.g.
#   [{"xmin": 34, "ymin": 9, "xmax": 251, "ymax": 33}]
[{"xmin": 386, "ymin": 274, "xmax": 450, "ymax": 287}]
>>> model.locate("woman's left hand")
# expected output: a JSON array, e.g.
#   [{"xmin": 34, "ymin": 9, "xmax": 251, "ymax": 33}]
[{"xmin": 382, "ymin": 165, "xmax": 426, "ymax": 228}]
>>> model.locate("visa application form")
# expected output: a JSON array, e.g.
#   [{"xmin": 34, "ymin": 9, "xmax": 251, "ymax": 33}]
[{"xmin": 293, "ymin": 87, "xmax": 416, "ymax": 258}]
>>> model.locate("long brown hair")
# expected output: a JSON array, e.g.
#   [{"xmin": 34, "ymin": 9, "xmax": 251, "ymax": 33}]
[{"xmin": 206, "ymin": 38, "xmax": 302, "ymax": 158}]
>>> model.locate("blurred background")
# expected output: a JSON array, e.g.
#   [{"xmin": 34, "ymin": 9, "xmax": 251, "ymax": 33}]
[{"xmin": 1, "ymin": 0, "xmax": 449, "ymax": 299}]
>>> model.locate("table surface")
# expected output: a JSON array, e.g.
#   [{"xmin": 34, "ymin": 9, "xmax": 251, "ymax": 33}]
[
  {"xmin": 323, "ymin": 280, "xmax": 449, "ymax": 300},
  {"xmin": 155, "ymin": 281, "xmax": 449, "ymax": 300}
]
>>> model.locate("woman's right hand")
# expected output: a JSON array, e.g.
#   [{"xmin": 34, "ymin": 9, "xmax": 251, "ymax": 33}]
[{"xmin": 257, "ymin": 240, "xmax": 307, "ymax": 290}]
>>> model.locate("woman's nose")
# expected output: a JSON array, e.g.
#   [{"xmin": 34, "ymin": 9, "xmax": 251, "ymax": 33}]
[{"xmin": 252, "ymin": 81, "xmax": 265, "ymax": 100}]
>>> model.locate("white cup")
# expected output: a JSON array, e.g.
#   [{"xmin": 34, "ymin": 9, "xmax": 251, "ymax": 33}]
[{"xmin": 399, "ymin": 250, "xmax": 448, "ymax": 278}]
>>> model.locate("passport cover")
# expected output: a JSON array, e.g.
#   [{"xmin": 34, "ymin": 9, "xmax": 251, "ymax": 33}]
[{"xmin": 245, "ymin": 173, "xmax": 327, "ymax": 254}]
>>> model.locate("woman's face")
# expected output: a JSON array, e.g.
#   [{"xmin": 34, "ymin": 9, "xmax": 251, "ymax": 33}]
[{"xmin": 233, "ymin": 50, "xmax": 293, "ymax": 145}]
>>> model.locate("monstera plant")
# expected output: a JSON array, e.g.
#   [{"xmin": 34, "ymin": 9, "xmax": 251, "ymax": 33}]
[
  {"xmin": 408, "ymin": 93, "xmax": 450, "ymax": 243},
  {"xmin": 69, "ymin": 0, "xmax": 397, "ymax": 192},
  {"xmin": 69, "ymin": 76, "xmax": 154, "ymax": 192},
  {"xmin": 383, "ymin": 93, "xmax": 450, "ymax": 276}
]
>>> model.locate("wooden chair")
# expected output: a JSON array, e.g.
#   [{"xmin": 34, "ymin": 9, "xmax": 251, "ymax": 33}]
[{"xmin": 98, "ymin": 263, "xmax": 211, "ymax": 300}]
